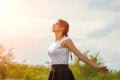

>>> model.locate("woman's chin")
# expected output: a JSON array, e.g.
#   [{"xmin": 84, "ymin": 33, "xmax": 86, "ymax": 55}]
[{"xmin": 52, "ymin": 29, "xmax": 56, "ymax": 32}]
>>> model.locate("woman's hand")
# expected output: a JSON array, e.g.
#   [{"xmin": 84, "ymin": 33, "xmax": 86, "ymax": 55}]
[{"xmin": 98, "ymin": 66, "xmax": 109, "ymax": 73}]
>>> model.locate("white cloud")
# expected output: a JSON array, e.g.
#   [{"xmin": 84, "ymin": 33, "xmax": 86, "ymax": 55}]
[{"xmin": 86, "ymin": 0, "xmax": 120, "ymax": 11}]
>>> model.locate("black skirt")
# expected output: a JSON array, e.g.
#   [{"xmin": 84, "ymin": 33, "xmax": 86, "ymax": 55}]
[{"xmin": 48, "ymin": 64, "xmax": 75, "ymax": 80}]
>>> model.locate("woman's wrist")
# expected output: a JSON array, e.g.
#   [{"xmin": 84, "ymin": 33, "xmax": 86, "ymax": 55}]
[{"xmin": 96, "ymin": 66, "xmax": 101, "ymax": 70}]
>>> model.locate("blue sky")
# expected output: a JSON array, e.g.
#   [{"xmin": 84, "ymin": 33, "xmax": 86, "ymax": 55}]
[{"xmin": 0, "ymin": 0, "xmax": 120, "ymax": 70}]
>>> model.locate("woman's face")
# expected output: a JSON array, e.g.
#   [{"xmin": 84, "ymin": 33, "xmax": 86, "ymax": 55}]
[{"xmin": 52, "ymin": 21, "xmax": 61, "ymax": 32}]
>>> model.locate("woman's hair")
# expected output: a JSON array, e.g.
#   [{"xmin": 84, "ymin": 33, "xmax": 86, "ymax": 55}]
[{"xmin": 58, "ymin": 19, "xmax": 69, "ymax": 36}]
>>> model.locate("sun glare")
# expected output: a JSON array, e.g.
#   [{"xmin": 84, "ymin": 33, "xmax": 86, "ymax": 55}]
[
  {"xmin": 0, "ymin": 0, "xmax": 27, "ymax": 23},
  {"xmin": 0, "ymin": 0, "xmax": 15, "ymax": 22},
  {"xmin": 0, "ymin": 3, "xmax": 10, "ymax": 14},
  {"xmin": 0, "ymin": 0, "xmax": 20, "ymax": 35}
]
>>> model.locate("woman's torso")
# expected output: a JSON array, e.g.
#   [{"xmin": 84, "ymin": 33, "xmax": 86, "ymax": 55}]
[{"xmin": 48, "ymin": 36, "xmax": 70, "ymax": 65}]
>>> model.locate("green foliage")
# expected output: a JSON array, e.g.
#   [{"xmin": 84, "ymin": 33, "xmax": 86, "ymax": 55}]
[
  {"xmin": 5, "ymin": 63, "xmax": 50, "ymax": 80},
  {"xmin": 0, "ymin": 45, "xmax": 14, "ymax": 80},
  {"xmin": 70, "ymin": 51, "xmax": 120, "ymax": 80},
  {"xmin": 0, "ymin": 45, "xmax": 120, "ymax": 80}
]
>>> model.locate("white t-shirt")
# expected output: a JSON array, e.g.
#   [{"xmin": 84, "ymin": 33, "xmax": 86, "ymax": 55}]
[{"xmin": 48, "ymin": 36, "xmax": 70, "ymax": 65}]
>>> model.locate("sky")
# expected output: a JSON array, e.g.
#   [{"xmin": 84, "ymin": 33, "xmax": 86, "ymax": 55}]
[{"xmin": 0, "ymin": 0, "xmax": 120, "ymax": 70}]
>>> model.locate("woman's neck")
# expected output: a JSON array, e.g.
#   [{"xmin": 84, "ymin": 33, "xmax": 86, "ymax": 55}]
[{"xmin": 55, "ymin": 34, "xmax": 64, "ymax": 42}]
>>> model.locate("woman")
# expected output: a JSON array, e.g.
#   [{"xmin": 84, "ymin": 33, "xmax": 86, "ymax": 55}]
[{"xmin": 48, "ymin": 19, "xmax": 108, "ymax": 80}]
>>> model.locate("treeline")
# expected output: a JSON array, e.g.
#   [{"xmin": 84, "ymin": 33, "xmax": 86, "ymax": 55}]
[
  {"xmin": 70, "ymin": 53, "xmax": 120, "ymax": 80},
  {"xmin": 0, "ymin": 45, "xmax": 120, "ymax": 80}
]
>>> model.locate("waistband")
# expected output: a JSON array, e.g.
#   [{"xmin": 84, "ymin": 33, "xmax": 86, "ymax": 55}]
[{"xmin": 51, "ymin": 64, "xmax": 68, "ymax": 69}]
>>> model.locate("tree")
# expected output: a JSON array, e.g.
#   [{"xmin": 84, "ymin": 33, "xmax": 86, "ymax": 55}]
[
  {"xmin": 70, "ymin": 51, "xmax": 106, "ymax": 80},
  {"xmin": 0, "ymin": 44, "xmax": 14, "ymax": 80}
]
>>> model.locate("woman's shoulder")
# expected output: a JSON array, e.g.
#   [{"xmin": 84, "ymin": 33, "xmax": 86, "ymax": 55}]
[
  {"xmin": 64, "ymin": 36, "xmax": 71, "ymax": 40},
  {"xmin": 62, "ymin": 36, "xmax": 73, "ymax": 44}
]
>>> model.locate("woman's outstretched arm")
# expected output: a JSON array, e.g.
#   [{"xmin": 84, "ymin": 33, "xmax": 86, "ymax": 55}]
[{"xmin": 64, "ymin": 39, "xmax": 108, "ymax": 73}]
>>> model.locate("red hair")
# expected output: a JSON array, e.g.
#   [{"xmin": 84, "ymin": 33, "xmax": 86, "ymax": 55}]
[{"xmin": 58, "ymin": 19, "xmax": 69, "ymax": 36}]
